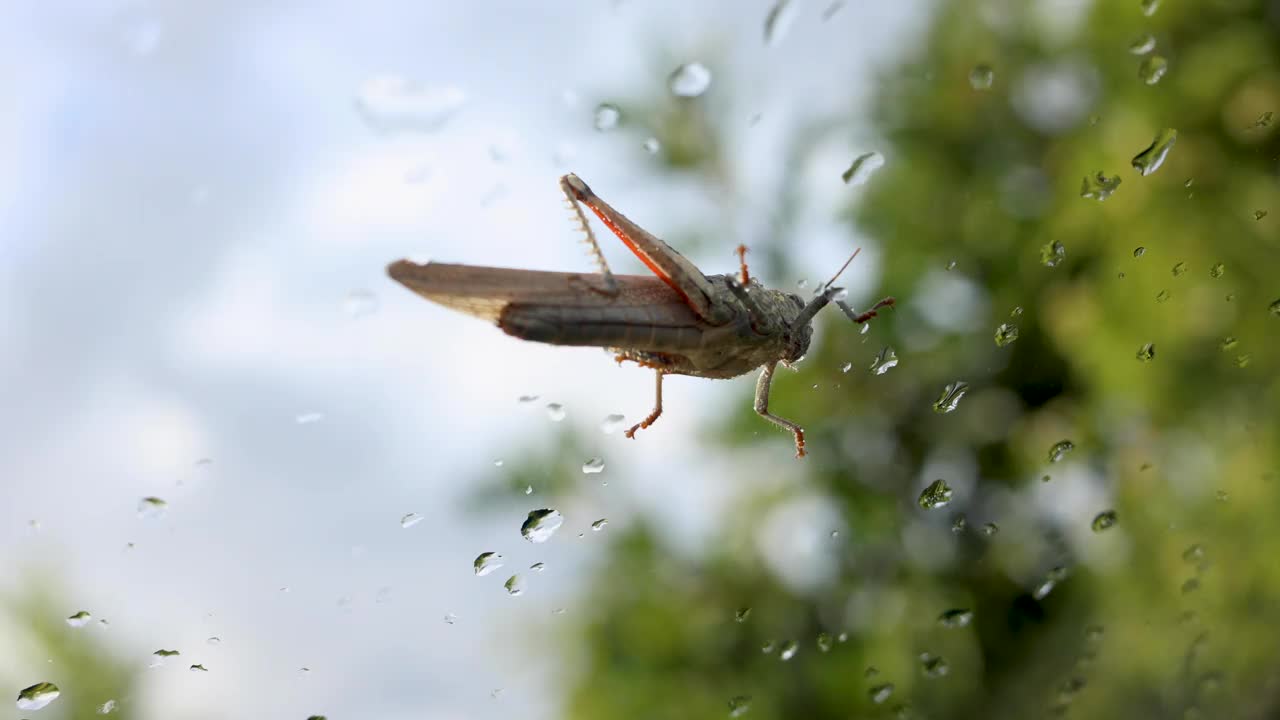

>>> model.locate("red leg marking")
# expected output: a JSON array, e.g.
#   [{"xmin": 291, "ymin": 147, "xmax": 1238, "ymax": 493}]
[{"xmin": 736, "ymin": 244, "xmax": 750, "ymax": 286}]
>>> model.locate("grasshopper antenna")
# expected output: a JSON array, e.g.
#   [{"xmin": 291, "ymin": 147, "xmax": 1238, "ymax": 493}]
[
  {"xmin": 822, "ymin": 248, "xmax": 861, "ymax": 292},
  {"xmin": 791, "ymin": 248, "xmax": 862, "ymax": 330}
]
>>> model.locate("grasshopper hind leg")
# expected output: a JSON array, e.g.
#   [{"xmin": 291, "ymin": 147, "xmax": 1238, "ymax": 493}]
[
  {"xmin": 559, "ymin": 174, "xmax": 619, "ymax": 297},
  {"xmin": 754, "ymin": 362, "xmax": 806, "ymax": 458}
]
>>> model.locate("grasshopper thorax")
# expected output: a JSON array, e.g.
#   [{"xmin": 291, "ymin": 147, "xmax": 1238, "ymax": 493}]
[{"xmin": 782, "ymin": 293, "xmax": 813, "ymax": 364}]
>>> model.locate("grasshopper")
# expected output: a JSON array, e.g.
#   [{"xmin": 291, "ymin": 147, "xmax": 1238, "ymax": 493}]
[{"xmin": 387, "ymin": 173, "xmax": 894, "ymax": 457}]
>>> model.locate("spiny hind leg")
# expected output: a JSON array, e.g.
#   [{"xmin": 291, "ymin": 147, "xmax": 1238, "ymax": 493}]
[
  {"xmin": 559, "ymin": 174, "xmax": 618, "ymax": 296},
  {"xmin": 753, "ymin": 362, "xmax": 806, "ymax": 458},
  {"xmin": 625, "ymin": 369, "xmax": 665, "ymax": 439}
]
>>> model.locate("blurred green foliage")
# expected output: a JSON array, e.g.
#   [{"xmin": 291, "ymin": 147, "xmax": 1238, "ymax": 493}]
[{"xmin": 555, "ymin": 1, "xmax": 1280, "ymax": 718}]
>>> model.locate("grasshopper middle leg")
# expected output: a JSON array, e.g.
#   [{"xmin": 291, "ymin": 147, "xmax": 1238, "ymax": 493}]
[
  {"xmin": 754, "ymin": 362, "xmax": 806, "ymax": 458},
  {"xmin": 625, "ymin": 369, "xmax": 665, "ymax": 439}
]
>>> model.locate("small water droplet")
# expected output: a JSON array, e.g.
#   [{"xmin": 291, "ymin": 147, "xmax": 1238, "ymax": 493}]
[
  {"xmin": 524, "ymin": 485, "xmax": 534, "ymax": 495},
  {"xmin": 669, "ymin": 62, "xmax": 713, "ymax": 97},
  {"xmin": 354, "ymin": 76, "xmax": 465, "ymax": 134},
  {"xmin": 1134, "ymin": 246, "xmax": 1146, "ymax": 258},
  {"xmin": 1136, "ymin": 343, "xmax": 1156, "ymax": 362},
  {"xmin": 1209, "ymin": 263, "xmax": 1225, "ymax": 278},
  {"xmin": 778, "ymin": 639, "xmax": 799, "ymax": 661},
  {"xmin": 728, "ymin": 694, "xmax": 753, "ymax": 717},
  {"xmin": 735, "ymin": 607, "xmax": 752, "ymax": 623},
  {"xmin": 932, "ymin": 381, "xmax": 969, "ymax": 414},
  {"xmin": 1172, "ymin": 262, "xmax": 1187, "ymax": 277},
  {"xmin": 1080, "ymin": 172, "xmax": 1122, "ymax": 201},
  {"xmin": 530, "ymin": 562, "xmax": 545, "ymax": 572},
  {"xmin": 1156, "ymin": 289, "xmax": 1171, "ymax": 303},
  {"xmin": 1138, "ymin": 55, "xmax": 1168, "ymax": 85},
  {"xmin": 939, "ymin": 608, "xmax": 974, "ymax": 628},
  {"xmin": 521, "ymin": 509, "xmax": 564, "ymax": 543},
  {"xmin": 600, "ymin": 414, "xmax": 626, "ymax": 434},
  {"xmin": 1040, "ymin": 240, "xmax": 1066, "ymax": 267},
  {"xmin": 1182, "ymin": 577, "xmax": 1201, "ymax": 594},
  {"xmin": 591, "ymin": 518, "xmax": 608, "ymax": 532},
  {"xmin": 1011, "ymin": 306, "xmax": 1024, "ymax": 316},
  {"xmin": 1219, "ymin": 337, "xmax": 1238, "ymax": 351},
  {"xmin": 1183, "ymin": 543, "xmax": 1205, "ymax": 563},
  {"xmin": 796, "ymin": 278, "xmax": 809, "ymax": 290},
  {"xmin": 842, "ymin": 151, "xmax": 885, "ymax": 185},
  {"xmin": 869, "ymin": 683, "xmax": 895, "ymax": 704},
  {"xmin": 761, "ymin": 641, "xmax": 776, "ymax": 654},
  {"xmin": 582, "ymin": 458, "xmax": 605, "ymax": 474},
  {"xmin": 98, "ymin": 698, "xmax": 118, "ymax": 714},
  {"xmin": 474, "ymin": 552, "xmax": 504, "ymax": 577},
  {"xmin": 1252, "ymin": 111, "xmax": 1274, "ymax": 128},
  {"xmin": 1091, "ymin": 510, "xmax": 1118, "ymax": 532},
  {"xmin": 943, "ymin": 259, "xmax": 958, "ymax": 271},
  {"xmin": 951, "ymin": 514, "xmax": 967, "ymax": 533},
  {"xmin": 16, "ymin": 682, "xmax": 61, "ymax": 711},
  {"xmin": 518, "ymin": 394, "xmax": 540, "ymax": 404},
  {"xmin": 1132, "ymin": 128, "xmax": 1177, "ymax": 176},
  {"xmin": 295, "ymin": 412, "xmax": 325, "ymax": 424},
  {"xmin": 642, "ymin": 137, "xmax": 661, "ymax": 154},
  {"xmin": 918, "ymin": 479, "xmax": 954, "ymax": 509},
  {"xmin": 1128, "ymin": 33, "xmax": 1156, "ymax": 54},
  {"xmin": 150, "ymin": 649, "xmax": 180, "ymax": 667},
  {"xmin": 189, "ymin": 664, "xmax": 208, "ymax": 672},
  {"xmin": 342, "ymin": 290, "xmax": 378, "ymax": 318},
  {"xmin": 841, "ymin": 361, "xmax": 853, "ymax": 373},
  {"xmin": 1234, "ymin": 353, "xmax": 1252, "ymax": 368},
  {"xmin": 1042, "ymin": 474, "xmax": 1052, "ymax": 482},
  {"xmin": 1253, "ymin": 209, "xmax": 1268, "ymax": 221},
  {"xmin": 994, "ymin": 323, "xmax": 1019, "ymax": 347},
  {"xmin": 400, "ymin": 512, "xmax": 423, "ymax": 529},
  {"xmin": 920, "ymin": 653, "xmax": 950, "ymax": 678},
  {"xmin": 593, "ymin": 103, "xmax": 622, "ymax": 131},
  {"xmin": 1268, "ymin": 299, "xmax": 1280, "ymax": 316},
  {"xmin": 1216, "ymin": 490, "xmax": 1229, "ymax": 501},
  {"xmin": 494, "ymin": 459, "xmax": 504, "ymax": 467},
  {"xmin": 1049, "ymin": 440, "xmax": 1075, "ymax": 463},
  {"xmin": 816, "ymin": 632, "xmax": 834, "ymax": 653},
  {"xmin": 870, "ymin": 347, "xmax": 899, "ymax": 375},
  {"xmin": 545, "ymin": 403, "xmax": 566, "ymax": 422},
  {"xmin": 865, "ymin": 666, "xmax": 880, "ymax": 679},
  {"xmin": 207, "ymin": 636, "xmax": 221, "ymax": 645},
  {"xmin": 137, "ymin": 496, "xmax": 168, "ymax": 519},
  {"xmin": 66, "ymin": 610, "xmax": 91, "ymax": 627},
  {"xmin": 443, "ymin": 613, "xmax": 458, "ymax": 625},
  {"xmin": 504, "ymin": 575, "xmax": 524, "ymax": 596},
  {"xmin": 981, "ymin": 522, "xmax": 999, "ymax": 536},
  {"xmin": 1033, "ymin": 566, "xmax": 1068, "ymax": 600},
  {"xmin": 1141, "ymin": 0, "xmax": 1160, "ymax": 15},
  {"xmin": 763, "ymin": 0, "xmax": 798, "ymax": 46},
  {"xmin": 969, "ymin": 64, "xmax": 994, "ymax": 90}
]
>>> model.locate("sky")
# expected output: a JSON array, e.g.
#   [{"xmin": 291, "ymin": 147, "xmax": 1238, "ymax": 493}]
[{"xmin": 0, "ymin": 1, "xmax": 931, "ymax": 717}]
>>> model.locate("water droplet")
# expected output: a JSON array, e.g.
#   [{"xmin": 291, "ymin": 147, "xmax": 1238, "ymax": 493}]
[
  {"xmin": 1253, "ymin": 209, "xmax": 1268, "ymax": 221},
  {"xmin": 530, "ymin": 562, "xmax": 545, "ymax": 572},
  {"xmin": 1033, "ymin": 566, "xmax": 1068, "ymax": 600},
  {"xmin": 1138, "ymin": 55, "xmax": 1168, "ymax": 85},
  {"xmin": 994, "ymin": 323, "xmax": 1019, "ymax": 347},
  {"xmin": 865, "ymin": 666, "xmax": 880, "ymax": 679},
  {"xmin": 841, "ymin": 361, "xmax": 853, "ymax": 373},
  {"xmin": 16, "ymin": 682, "xmax": 60, "ymax": 711},
  {"xmin": 189, "ymin": 664, "xmax": 208, "ymax": 672},
  {"xmin": 474, "ymin": 552, "xmax": 504, "ymax": 577},
  {"xmin": 761, "ymin": 641, "xmax": 776, "ymax": 654},
  {"xmin": 778, "ymin": 639, "xmax": 799, "ymax": 661},
  {"xmin": 1134, "ymin": 246, "xmax": 1146, "ymax": 258},
  {"xmin": 98, "ymin": 698, "xmax": 117, "ymax": 714},
  {"xmin": 1141, "ymin": 0, "xmax": 1160, "ymax": 15},
  {"xmin": 354, "ymin": 75, "xmax": 466, "ymax": 134},
  {"xmin": 763, "ymin": 0, "xmax": 798, "ymax": 46},
  {"xmin": 728, "ymin": 694, "xmax": 753, "ymax": 717},
  {"xmin": 1219, "ymin": 337, "xmax": 1238, "ymax": 351},
  {"xmin": 1182, "ymin": 577, "xmax": 1201, "ymax": 594},
  {"xmin": 939, "ymin": 608, "xmax": 973, "ymax": 628},
  {"xmin": 920, "ymin": 653, "xmax": 950, "ymax": 678},
  {"xmin": 1234, "ymin": 353, "xmax": 1252, "ymax": 368},
  {"xmin": 1252, "ymin": 111, "xmax": 1274, "ymax": 128},
  {"xmin": 591, "ymin": 518, "xmax": 608, "ymax": 532},
  {"xmin": 1011, "ymin": 306, "xmax": 1024, "ymax": 316},
  {"xmin": 443, "ymin": 613, "xmax": 458, "ymax": 625},
  {"xmin": 504, "ymin": 575, "xmax": 524, "ymax": 596},
  {"xmin": 735, "ymin": 607, "xmax": 752, "ymax": 623},
  {"xmin": 870, "ymin": 347, "xmax": 899, "ymax": 375},
  {"xmin": 1042, "ymin": 474, "xmax": 1052, "ymax": 482},
  {"xmin": 1080, "ymin": 172, "xmax": 1122, "ymax": 201},
  {"xmin": 932, "ymin": 381, "xmax": 969, "ymax": 414},
  {"xmin": 981, "ymin": 522, "xmax": 999, "ymax": 536},
  {"xmin": 951, "ymin": 514, "xmax": 967, "ymax": 533},
  {"xmin": 918, "ymin": 479, "xmax": 954, "ymax": 509},
  {"xmin": 838, "ymin": 632, "xmax": 848, "ymax": 642},
  {"xmin": 343, "ymin": 290, "xmax": 378, "ymax": 318},
  {"xmin": 517, "ymin": 394, "xmax": 540, "ymax": 404},
  {"xmin": 66, "ymin": 610, "xmax": 91, "ymax": 627},
  {"xmin": 1091, "ymin": 510, "xmax": 1118, "ymax": 532},
  {"xmin": 796, "ymin": 278, "xmax": 809, "ymax": 290},
  {"xmin": 869, "ymin": 683, "xmax": 895, "ymax": 704},
  {"xmin": 669, "ymin": 62, "xmax": 713, "ymax": 97},
  {"xmin": 1040, "ymin": 240, "xmax": 1066, "ymax": 267},
  {"xmin": 642, "ymin": 137, "xmax": 661, "ymax": 154},
  {"xmin": 817, "ymin": 632, "xmax": 834, "ymax": 652},
  {"xmin": 137, "ymin": 496, "xmax": 168, "ymax": 519},
  {"xmin": 1217, "ymin": 490, "xmax": 1230, "ymax": 502},
  {"xmin": 521, "ymin": 509, "xmax": 564, "ymax": 543},
  {"xmin": 1132, "ymin": 128, "xmax": 1177, "ymax": 176},
  {"xmin": 842, "ymin": 151, "xmax": 885, "ymax": 185},
  {"xmin": 400, "ymin": 512, "xmax": 423, "ymax": 529},
  {"xmin": 545, "ymin": 403, "xmax": 566, "ymax": 422},
  {"xmin": 1172, "ymin": 262, "xmax": 1187, "ymax": 277},
  {"xmin": 1128, "ymin": 33, "xmax": 1156, "ymax": 54},
  {"xmin": 593, "ymin": 103, "xmax": 622, "ymax": 131},
  {"xmin": 1209, "ymin": 263, "xmax": 1225, "ymax": 278},
  {"xmin": 150, "ymin": 649, "xmax": 180, "ymax": 667},
  {"xmin": 524, "ymin": 485, "xmax": 534, "ymax": 495},
  {"xmin": 1156, "ymin": 289, "xmax": 1171, "ymax": 303},
  {"xmin": 581, "ymin": 458, "xmax": 605, "ymax": 475},
  {"xmin": 206, "ymin": 636, "xmax": 220, "ymax": 645},
  {"xmin": 1136, "ymin": 343, "xmax": 1156, "ymax": 362},
  {"xmin": 1270, "ymin": 299, "xmax": 1280, "ymax": 316},
  {"xmin": 969, "ymin": 64, "xmax": 995, "ymax": 90},
  {"xmin": 1049, "ymin": 440, "xmax": 1075, "ymax": 463},
  {"xmin": 1183, "ymin": 543, "xmax": 1205, "ymax": 563},
  {"xmin": 600, "ymin": 414, "xmax": 626, "ymax": 434},
  {"xmin": 295, "ymin": 412, "xmax": 325, "ymax": 424}
]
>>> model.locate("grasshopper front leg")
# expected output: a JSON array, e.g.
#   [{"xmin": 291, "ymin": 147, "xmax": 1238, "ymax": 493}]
[
  {"xmin": 625, "ymin": 369, "xmax": 664, "ymax": 439},
  {"xmin": 754, "ymin": 362, "xmax": 806, "ymax": 458},
  {"xmin": 836, "ymin": 296, "xmax": 896, "ymax": 324}
]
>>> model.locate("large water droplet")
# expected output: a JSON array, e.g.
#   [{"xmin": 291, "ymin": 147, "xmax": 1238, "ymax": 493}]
[
  {"xmin": 1132, "ymin": 128, "xmax": 1177, "ymax": 176},
  {"xmin": 1136, "ymin": 343, "xmax": 1156, "ymax": 362},
  {"xmin": 1138, "ymin": 55, "xmax": 1168, "ymax": 85},
  {"xmin": 582, "ymin": 458, "xmax": 605, "ymax": 474},
  {"xmin": 669, "ymin": 62, "xmax": 713, "ymax": 98},
  {"xmin": 504, "ymin": 575, "xmax": 525, "ymax": 596},
  {"xmin": 1091, "ymin": 510, "xmax": 1118, "ymax": 532},
  {"xmin": 16, "ymin": 682, "xmax": 60, "ymax": 711},
  {"xmin": 66, "ymin": 610, "xmax": 92, "ymax": 627},
  {"xmin": 474, "ymin": 552, "xmax": 504, "ymax": 577},
  {"xmin": 969, "ymin": 64, "xmax": 994, "ymax": 90},
  {"xmin": 728, "ymin": 694, "xmax": 753, "ymax": 717},
  {"xmin": 918, "ymin": 479, "xmax": 954, "ymax": 509},
  {"xmin": 1128, "ymin": 34, "xmax": 1156, "ymax": 54},
  {"xmin": 994, "ymin": 323, "xmax": 1019, "ymax": 347},
  {"xmin": 842, "ymin": 152, "xmax": 885, "ymax": 185},
  {"xmin": 869, "ymin": 683, "xmax": 895, "ymax": 704},
  {"xmin": 778, "ymin": 639, "xmax": 799, "ymax": 661},
  {"xmin": 400, "ymin": 512, "xmax": 423, "ymax": 529},
  {"xmin": 137, "ymin": 496, "xmax": 168, "ymax": 519},
  {"xmin": 354, "ymin": 76, "xmax": 466, "ymax": 134},
  {"xmin": 521, "ymin": 509, "xmax": 564, "ymax": 543},
  {"xmin": 932, "ymin": 381, "xmax": 969, "ymax": 414},
  {"xmin": 938, "ymin": 608, "xmax": 973, "ymax": 628},
  {"xmin": 763, "ymin": 0, "xmax": 798, "ymax": 46},
  {"xmin": 1049, "ymin": 440, "xmax": 1075, "ymax": 463},
  {"xmin": 920, "ymin": 653, "xmax": 950, "ymax": 678},
  {"xmin": 870, "ymin": 347, "xmax": 899, "ymax": 375},
  {"xmin": 593, "ymin": 103, "xmax": 622, "ymax": 131},
  {"xmin": 1080, "ymin": 172, "xmax": 1122, "ymax": 201},
  {"xmin": 545, "ymin": 403, "xmax": 566, "ymax": 422},
  {"xmin": 1040, "ymin": 240, "xmax": 1066, "ymax": 267},
  {"xmin": 1267, "ymin": 299, "xmax": 1280, "ymax": 317}
]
